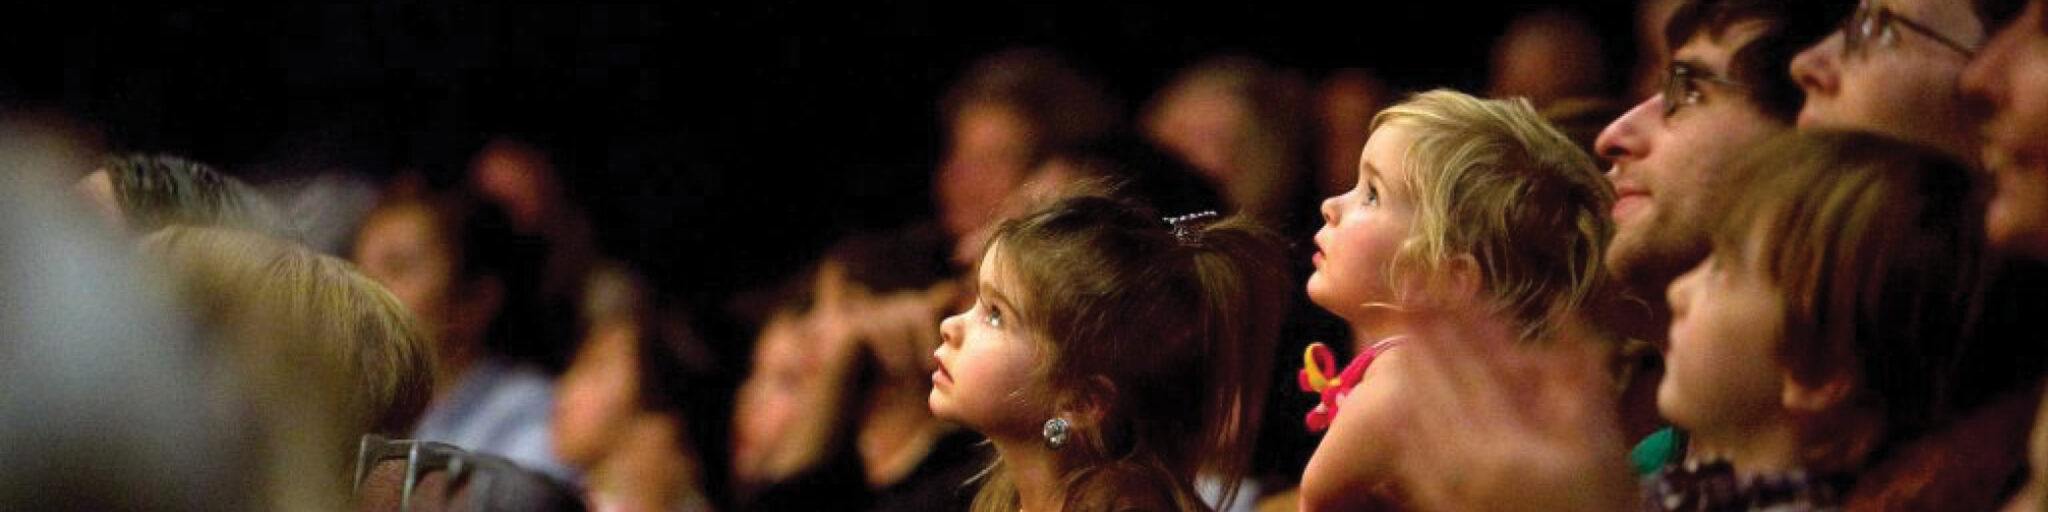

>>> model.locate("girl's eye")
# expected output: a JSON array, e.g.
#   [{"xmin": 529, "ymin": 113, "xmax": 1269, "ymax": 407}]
[
  {"xmin": 983, "ymin": 303, "xmax": 1004, "ymax": 328},
  {"xmin": 1364, "ymin": 183, "xmax": 1380, "ymax": 206}
]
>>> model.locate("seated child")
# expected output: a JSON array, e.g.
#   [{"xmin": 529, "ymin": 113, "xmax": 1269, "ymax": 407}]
[
  {"xmin": 1296, "ymin": 89, "xmax": 1617, "ymax": 510},
  {"xmin": 930, "ymin": 195, "xmax": 1291, "ymax": 511},
  {"xmin": 1648, "ymin": 131, "xmax": 1997, "ymax": 509}
]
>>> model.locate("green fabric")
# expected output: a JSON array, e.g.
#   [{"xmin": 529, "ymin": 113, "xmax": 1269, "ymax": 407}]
[{"xmin": 1630, "ymin": 426, "xmax": 1684, "ymax": 477}]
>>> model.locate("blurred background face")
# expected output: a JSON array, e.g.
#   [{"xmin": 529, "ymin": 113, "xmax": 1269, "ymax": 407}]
[
  {"xmin": 1316, "ymin": 71, "xmax": 1386, "ymax": 199},
  {"xmin": 938, "ymin": 101, "xmax": 1036, "ymax": 240},
  {"xmin": 1147, "ymin": 82, "xmax": 1246, "ymax": 184},
  {"xmin": 1488, "ymin": 9, "xmax": 1607, "ymax": 106},
  {"xmin": 354, "ymin": 205, "xmax": 457, "ymax": 335},
  {"xmin": 552, "ymin": 317, "xmax": 642, "ymax": 469},
  {"xmin": 1962, "ymin": 0, "xmax": 2048, "ymax": 259},
  {"xmin": 730, "ymin": 312, "xmax": 815, "ymax": 482},
  {"xmin": 1790, "ymin": 0, "xmax": 1985, "ymax": 158},
  {"xmin": 470, "ymin": 140, "xmax": 560, "ymax": 234}
]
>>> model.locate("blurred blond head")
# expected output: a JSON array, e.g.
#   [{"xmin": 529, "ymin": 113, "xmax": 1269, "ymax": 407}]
[{"xmin": 143, "ymin": 226, "xmax": 436, "ymax": 508}]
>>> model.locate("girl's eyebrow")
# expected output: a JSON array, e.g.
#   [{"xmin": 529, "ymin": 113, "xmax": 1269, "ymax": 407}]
[{"xmin": 978, "ymin": 277, "xmax": 1024, "ymax": 322}]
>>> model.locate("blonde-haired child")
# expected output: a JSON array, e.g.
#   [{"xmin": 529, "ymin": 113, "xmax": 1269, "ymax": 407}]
[
  {"xmin": 931, "ymin": 195, "xmax": 1290, "ymax": 511},
  {"xmin": 1298, "ymin": 89, "xmax": 1617, "ymax": 510}
]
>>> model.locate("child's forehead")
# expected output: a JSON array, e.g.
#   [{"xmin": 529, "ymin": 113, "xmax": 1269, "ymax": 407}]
[
  {"xmin": 1359, "ymin": 122, "xmax": 1422, "ymax": 180},
  {"xmin": 973, "ymin": 242, "xmax": 1024, "ymax": 299}
]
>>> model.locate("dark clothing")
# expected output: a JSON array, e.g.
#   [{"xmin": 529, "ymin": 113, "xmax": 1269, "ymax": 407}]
[{"xmin": 871, "ymin": 430, "xmax": 987, "ymax": 512}]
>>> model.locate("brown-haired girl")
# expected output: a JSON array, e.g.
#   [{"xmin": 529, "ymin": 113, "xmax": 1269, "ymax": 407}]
[{"xmin": 930, "ymin": 195, "xmax": 1290, "ymax": 511}]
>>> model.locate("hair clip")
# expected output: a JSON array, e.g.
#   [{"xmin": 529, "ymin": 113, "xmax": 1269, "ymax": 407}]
[
  {"xmin": 1162, "ymin": 210, "xmax": 1220, "ymax": 246},
  {"xmin": 1296, "ymin": 338, "xmax": 1403, "ymax": 432}
]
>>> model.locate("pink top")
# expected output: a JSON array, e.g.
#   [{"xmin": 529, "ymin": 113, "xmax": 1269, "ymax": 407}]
[{"xmin": 1297, "ymin": 337, "xmax": 1405, "ymax": 432}]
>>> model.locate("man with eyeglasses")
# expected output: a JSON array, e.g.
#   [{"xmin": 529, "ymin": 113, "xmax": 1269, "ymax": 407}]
[
  {"xmin": 1788, "ymin": 1, "xmax": 2048, "ymax": 509},
  {"xmin": 1590, "ymin": 0, "xmax": 1838, "ymax": 493},
  {"xmin": 1791, "ymin": 0, "xmax": 2019, "ymax": 160},
  {"xmin": 1592, "ymin": 0, "xmax": 1833, "ymax": 345}
]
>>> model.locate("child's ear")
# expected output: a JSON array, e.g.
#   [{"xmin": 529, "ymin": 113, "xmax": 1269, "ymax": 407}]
[
  {"xmin": 1781, "ymin": 371, "xmax": 1854, "ymax": 413},
  {"xmin": 1439, "ymin": 253, "xmax": 1486, "ymax": 303}
]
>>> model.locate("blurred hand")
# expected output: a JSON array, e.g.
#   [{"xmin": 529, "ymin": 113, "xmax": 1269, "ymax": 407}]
[{"xmin": 1387, "ymin": 305, "xmax": 1634, "ymax": 511}]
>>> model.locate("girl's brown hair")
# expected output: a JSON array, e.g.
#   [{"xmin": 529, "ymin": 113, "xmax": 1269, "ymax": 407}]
[{"xmin": 973, "ymin": 195, "xmax": 1290, "ymax": 512}]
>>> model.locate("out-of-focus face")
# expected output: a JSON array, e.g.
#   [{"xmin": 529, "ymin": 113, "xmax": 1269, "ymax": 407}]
[
  {"xmin": 1148, "ymin": 83, "xmax": 1246, "ymax": 184},
  {"xmin": 552, "ymin": 317, "xmax": 641, "ymax": 469},
  {"xmin": 1791, "ymin": 0, "xmax": 1986, "ymax": 158},
  {"xmin": 1962, "ymin": 0, "xmax": 2048, "ymax": 259},
  {"xmin": 1308, "ymin": 123, "xmax": 1419, "ymax": 324},
  {"xmin": 938, "ymin": 102, "xmax": 1036, "ymax": 240},
  {"xmin": 470, "ymin": 140, "xmax": 558, "ymax": 233},
  {"xmin": 1316, "ymin": 72, "xmax": 1385, "ymax": 199},
  {"xmin": 950, "ymin": 160, "xmax": 1087, "ymax": 269},
  {"xmin": 1595, "ymin": 24, "xmax": 1790, "ymax": 307},
  {"xmin": 731, "ymin": 313, "xmax": 815, "ymax": 482},
  {"xmin": 73, "ymin": 169, "xmax": 125, "ymax": 231},
  {"xmin": 930, "ymin": 244, "xmax": 1051, "ymax": 440},
  {"xmin": 353, "ymin": 205, "xmax": 457, "ymax": 336},
  {"xmin": 1659, "ymin": 236, "xmax": 1789, "ymax": 442}
]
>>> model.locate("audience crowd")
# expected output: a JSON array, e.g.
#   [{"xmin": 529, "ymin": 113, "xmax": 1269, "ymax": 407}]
[{"xmin": 10, "ymin": 0, "xmax": 2048, "ymax": 510}]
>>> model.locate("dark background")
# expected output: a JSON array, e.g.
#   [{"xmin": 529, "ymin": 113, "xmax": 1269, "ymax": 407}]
[{"xmin": 0, "ymin": 0, "xmax": 1642, "ymax": 332}]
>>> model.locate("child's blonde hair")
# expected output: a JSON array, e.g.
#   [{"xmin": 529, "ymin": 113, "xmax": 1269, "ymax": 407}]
[
  {"xmin": 144, "ymin": 226, "xmax": 437, "ymax": 505},
  {"xmin": 1710, "ymin": 131, "xmax": 1994, "ymax": 470},
  {"xmin": 1370, "ymin": 89, "xmax": 1614, "ymax": 341},
  {"xmin": 972, "ymin": 196, "xmax": 1290, "ymax": 512}
]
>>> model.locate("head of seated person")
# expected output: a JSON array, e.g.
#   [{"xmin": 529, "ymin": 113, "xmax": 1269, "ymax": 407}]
[
  {"xmin": 142, "ymin": 226, "xmax": 436, "ymax": 483},
  {"xmin": 74, "ymin": 153, "xmax": 289, "ymax": 238}
]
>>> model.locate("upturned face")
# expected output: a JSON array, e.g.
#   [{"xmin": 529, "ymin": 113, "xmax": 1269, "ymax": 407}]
[
  {"xmin": 1961, "ymin": 0, "xmax": 2048, "ymax": 258},
  {"xmin": 1596, "ymin": 23, "xmax": 1790, "ymax": 302},
  {"xmin": 1791, "ymin": 0, "xmax": 1986, "ymax": 159},
  {"xmin": 1308, "ymin": 122, "xmax": 1419, "ymax": 323}
]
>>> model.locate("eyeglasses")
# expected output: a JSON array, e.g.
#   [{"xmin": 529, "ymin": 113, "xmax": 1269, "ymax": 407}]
[
  {"xmin": 354, "ymin": 434, "xmax": 584, "ymax": 512},
  {"xmin": 1663, "ymin": 63, "xmax": 1748, "ymax": 118},
  {"xmin": 1841, "ymin": 2, "xmax": 1978, "ymax": 59},
  {"xmin": 355, "ymin": 434, "xmax": 470, "ymax": 512}
]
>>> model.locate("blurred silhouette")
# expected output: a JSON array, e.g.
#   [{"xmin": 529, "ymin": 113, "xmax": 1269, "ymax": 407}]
[
  {"xmin": 143, "ymin": 226, "xmax": 440, "ymax": 510},
  {"xmin": 1312, "ymin": 69, "xmax": 1390, "ymax": 200},
  {"xmin": 935, "ymin": 48, "xmax": 1120, "ymax": 247},
  {"xmin": 553, "ymin": 263, "xmax": 714, "ymax": 512},
  {"xmin": 0, "ymin": 118, "xmax": 259, "ymax": 511},
  {"xmin": 354, "ymin": 177, "xmax": 579, "ymax": 483},
  {"xmin": 1145, "ymin": 55, "xmax": 1312, "ymax": 231},
  {"xmin": 1487, "ymin": 8, "xmax": 1609, "ymax": 106}
]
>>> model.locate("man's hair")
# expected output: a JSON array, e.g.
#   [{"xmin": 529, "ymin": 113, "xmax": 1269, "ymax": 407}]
[
  {"xmin": 102, "ymin": 153, "xmax": 286, "ymax": 236},
  {"xmin": 1663, "ymin": 0, "xmax": 1843, "ymax": 122}
]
